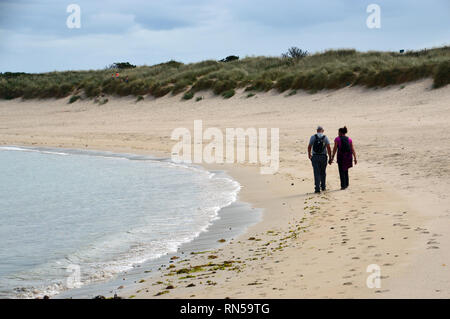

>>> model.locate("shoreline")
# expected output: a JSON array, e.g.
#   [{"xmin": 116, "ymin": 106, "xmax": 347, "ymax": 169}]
[
  {"xmin": 1, "ymin": 81, "xmax": 449, "ymax": 298},
  {"xmin": 0, "ymin": 145, "xmax": 262, "ymax": 299},
  {"xmin": 1, "ymin": 144, "xmax": 296, "ymax": 299},
  {"xmin": 58, "ymin": 199, "xmax": 261, "ymax": 299}
]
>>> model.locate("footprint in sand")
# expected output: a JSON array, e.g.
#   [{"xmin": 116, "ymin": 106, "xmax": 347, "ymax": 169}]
[
  {"xmin": 375, "ymin": 289, "xmax": 390, "ymax": 293},
  {"xmin": 343, "ymin": 282, "xmax": 353, "ymax": 286}
]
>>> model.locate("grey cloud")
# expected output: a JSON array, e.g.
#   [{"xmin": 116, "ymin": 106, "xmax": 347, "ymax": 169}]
[
  {"xmin": 0, "ymin": 0, "xmax": 213, "ymax": 36},
  {"xmin": 0, "ymin": 0, "xmax": 448, "ymax": 72}
]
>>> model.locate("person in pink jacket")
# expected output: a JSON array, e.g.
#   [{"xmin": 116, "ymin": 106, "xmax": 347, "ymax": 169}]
[{"xmin": 330, "ymin": 126, "xmax": 357, "ymax": 190}]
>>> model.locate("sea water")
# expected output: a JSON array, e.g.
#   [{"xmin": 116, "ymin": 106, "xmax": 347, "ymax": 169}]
[{"xmin": 0, "ymin": 146, "xmax": 241, "ymax": 298}]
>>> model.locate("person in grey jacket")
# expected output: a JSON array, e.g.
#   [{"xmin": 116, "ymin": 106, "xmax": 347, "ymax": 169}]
[{"xmin": 307, "ymin": 126, "xmax": 332, "ymax": 193}]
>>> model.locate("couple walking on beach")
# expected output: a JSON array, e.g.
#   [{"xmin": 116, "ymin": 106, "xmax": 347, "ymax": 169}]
[{"xmin": 308, "ymin": 126, "xmax": 357, "ymax": 193}]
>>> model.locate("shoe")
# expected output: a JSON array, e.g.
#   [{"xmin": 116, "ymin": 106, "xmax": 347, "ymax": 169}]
[
  {"xmin": 321, "ymin": 188, "xmax": 326, "ymax": 191},
  {"xmin": 341, "ymin": 187, "xmax": 347, "ymax": 190},
  {"xmin": 314, "ymin": 190, "xmax": 321, "ymax": 194}
]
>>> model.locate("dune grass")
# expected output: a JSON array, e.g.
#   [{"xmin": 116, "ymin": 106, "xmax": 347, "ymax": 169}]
[{"xmin": 0, "ymin": 46, "xmax": 449, "ymax": 101}]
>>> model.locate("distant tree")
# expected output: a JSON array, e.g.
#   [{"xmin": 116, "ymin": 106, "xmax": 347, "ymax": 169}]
[
  {"xmin": 220, "ymin": 55, "xmax": 239, "ymax": 63},
  {"xmin": 108, "ymin": 62, "xmax": 136, "ymax": 69},
  {"xmin": 282, "ymin": 47, "xmax": 309, "ymax": 60}
]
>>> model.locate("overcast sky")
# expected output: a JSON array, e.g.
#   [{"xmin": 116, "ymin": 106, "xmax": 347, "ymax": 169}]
[{"xmin": 0, "ymin": 0, "xmax": 449, "ymax": 73}]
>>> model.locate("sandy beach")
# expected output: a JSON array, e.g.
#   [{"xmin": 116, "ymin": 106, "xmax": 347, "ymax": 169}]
[{"xmin": 1, "ymin": 79, "xmax": 449, "ymax": 298}]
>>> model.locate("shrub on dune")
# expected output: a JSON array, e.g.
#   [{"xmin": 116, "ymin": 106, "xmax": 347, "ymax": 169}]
[
  {"xmin": 22, "ymin": 86, "xmax": 39, "ymax": 99},
  {"xmin": 83, "ymin": 81, "xmax": 101, "ymax": 97},
  {"xmin": 39, "ymin": 84, "xmax": 60, "ymax": 98},
  {"xmin": 171, "ymin": 79, "xmax": 191, "ymax": 95},
  {"xmin": 326, "ymin": 71, "xmax": 350, "ymax": 89},
  {"xmin": 150, "ymin": 82, "xmax": 171, "ymax": 97},
  {"xmin": 57, "ymin": 83, "xmax": 74, "ymax": 98},
  {"xmin": 260, "ymin": 70, "xmax": 286, "ymax": 82},
  {"xmin": 337, "ymin": 70, "xmax": 356, "ymax": 87},
  {"xmin": 69, "ymin": 95, "xmax": 81, "ymax": 104},
  {"xmin": 191, "ymin": 77, "xmax": 215, "ymax": 92},
  {"xmin": 222, "ymin": 89, "xmax": 235, "ymax": 99},
  {"xmin": 245, "ymin": 78, "xmax": 273, "ymax": 92},
  {"xmin": 1, "ymin": 83, "xmax": 23, "ymax": 99},
  {"xmin": 182, "ymin": 91, "xmax": 194, "ymax": 100},
  {"xmin": 309, "ymin": 70, "xmax": 328, "ymax": 90},
  {"xmin": 433, "ymin": 61, "xmax": 450, "ymax": 88},
  {"xmin": 115, "ymin": 82, "xmax": 133, "ymax": 96},
  {"xmin": 291, "ymin": 73, "xmax": 307, "ymax": 90},
  {"xmin": 213, "ymin": 80, "xmax": 236, "ymax": 95},
  {"xmin": 129, "ymin": 79, "xmax": 149, "ymax": 96},
  {"xmin": 355, "ymin": 68, "xmax": 377, "ymax": 87},
  {"xmin": 275, "ymin": 75, "xmax": 295, "ymax": 92}
]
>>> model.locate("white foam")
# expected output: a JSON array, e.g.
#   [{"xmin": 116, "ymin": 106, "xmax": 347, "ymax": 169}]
[{"xmin": 0, "ymin": 146, "xmax": 69, "ymax": 156}]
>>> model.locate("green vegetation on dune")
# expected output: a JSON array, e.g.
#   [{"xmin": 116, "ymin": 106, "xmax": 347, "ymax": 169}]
[{"xmin": 1, "ymin": 46, "xmax": 449, "ymax": 101}]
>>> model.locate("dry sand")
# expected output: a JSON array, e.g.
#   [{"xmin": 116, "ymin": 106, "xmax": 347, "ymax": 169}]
[{"xmin": 0, "ymin": 79, "xmax": 449, "ymax": 298}]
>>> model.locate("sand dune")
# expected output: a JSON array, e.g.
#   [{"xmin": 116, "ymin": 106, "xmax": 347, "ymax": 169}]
[{"xmin": 1, "ymin": 79, "xmax": 449, "ymax": 298}]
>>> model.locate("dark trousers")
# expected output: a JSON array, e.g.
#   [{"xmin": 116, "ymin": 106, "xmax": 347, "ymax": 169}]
[
  {"xmin": 338, "ymin": 164, "xmax": 349, "ymax": 189},
  {"xmin": 311, "ymin": 154, "xmax": 327, "ymax": 191}
]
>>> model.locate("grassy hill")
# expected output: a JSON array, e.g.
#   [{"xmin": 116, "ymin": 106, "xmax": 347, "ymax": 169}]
[{"xmin": 1, "ymin": 46, "xmax": 449, "ymax": 101}]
